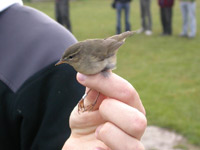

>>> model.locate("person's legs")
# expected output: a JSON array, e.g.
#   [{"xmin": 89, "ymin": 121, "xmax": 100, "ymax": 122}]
[
  {"xmin": 55, "ymin": 1, "xmax": 63, "ymax": 24},
  {"xmin": 116, "ymin": 2, "xmax": 122, "ymax": 34},
  {"xmin": 180, "ymin": 2, "xmax": 188, "ymax": 36},
  {"xmin": 124, "ymin": 2, "xmax": 131, "ymax": 31},
  {"xmin": 140, "ymin": 0, "xmax": 146, "ymax": 30},
  {"xmin": 165, "ymin": 7, "xmax": 172, "ymax": 35},
  {"xmin": 61, "ymin": 1, "xmax": 71, "ymax": 31},
  {"xmin": 144, "ymin": 0, "xmax": 152, "ymax": 35},
  {"xmin": 160, "ymin": 7, "xmax": 166, "ymax": 34},
  {"xmin": 145, "ymin": 0, "xmax": 152, "ymax": 31},
  {"xmin": 188, "ymin": 2, "xmax": 196, "ymax": 37}
]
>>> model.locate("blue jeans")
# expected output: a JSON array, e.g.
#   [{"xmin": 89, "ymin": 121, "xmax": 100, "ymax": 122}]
[
  {"xmin": 180, "ymin": 1, "xmax": 196, "ymax": 37},
  {"xmin": 116, "ymin": 2, "xmax": 131, "ymax": 34}
]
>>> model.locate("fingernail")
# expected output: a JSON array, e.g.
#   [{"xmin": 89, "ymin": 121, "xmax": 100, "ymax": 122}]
[{"xmin": 77, "ymin": 73, "xmax": 87, "ymax": 82}]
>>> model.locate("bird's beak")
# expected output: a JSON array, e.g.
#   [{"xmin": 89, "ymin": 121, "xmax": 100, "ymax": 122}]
[{"xmin": 55, "ymin": 60, "xmax": 66, "ymax": 66}]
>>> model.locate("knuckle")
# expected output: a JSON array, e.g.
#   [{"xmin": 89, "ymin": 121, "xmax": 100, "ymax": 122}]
[
  {"xmin": 99, "ymin": 122, "xmax": 112, "ymax": 136},
  {"xmin": 130, "ymin": 113, "xmax": 147, "ymax": 135}
]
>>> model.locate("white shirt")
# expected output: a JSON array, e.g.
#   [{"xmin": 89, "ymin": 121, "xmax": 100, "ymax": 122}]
[{"xmin": 0, "ymin": 0, "xmax": 23, "ymax": 12}]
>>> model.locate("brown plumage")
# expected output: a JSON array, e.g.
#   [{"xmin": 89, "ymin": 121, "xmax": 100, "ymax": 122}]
[
  {"xmin": 56, "ymin": 31, "xmax": 135, "ymax": 76},
  {"xmin": 56, "ymin": 31, "xmax": 135, "ymax": 112}
]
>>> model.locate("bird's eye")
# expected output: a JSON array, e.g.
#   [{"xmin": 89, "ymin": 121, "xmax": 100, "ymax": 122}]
[{"xmin": 68, "ymin": 55, "xmax": 73, "ymax": 59}]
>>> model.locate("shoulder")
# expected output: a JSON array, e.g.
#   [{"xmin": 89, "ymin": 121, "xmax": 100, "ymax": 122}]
[{"xmin": 0, "ymin": 4, "xmax": 77, "ymax": 92}]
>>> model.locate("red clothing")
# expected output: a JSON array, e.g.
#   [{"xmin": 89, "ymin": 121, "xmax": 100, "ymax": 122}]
[{"xmin": 158, "ymin": 0, "xmax": 174, "ymax": 7}]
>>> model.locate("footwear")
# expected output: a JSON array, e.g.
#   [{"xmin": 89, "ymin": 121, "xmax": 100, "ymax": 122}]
[
  {"xmin": 188, "ymin": 33, "xmax": 195, "ymax": 39},
  {"xmin": 188, "ymin": 35, "xmax": 195, "ymax": 39},
  {"xmin": 160, "ymin": 33, "xmax": 170, "ymax": 36},
  {"xmin": 179, "ymin": 33, "xmax": 187, "ymax": 37},
  {"xmin": 145, "ymin": 30, "xmax": 152, "ymax": 36}
]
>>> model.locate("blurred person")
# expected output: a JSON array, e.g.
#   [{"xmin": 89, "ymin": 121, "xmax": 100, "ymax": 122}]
[
  {"xmin": 55, "ymin": 0, "xmax": 71, "ymax": 32},
  {"xmin": 158, "ymin": 0, "xmax": 175, "ymax": 36},
  {"xmin": 179, "ymin": 0, "xmax": 196, "ymax": 38},
  {"xmin": 0, "ymin": 0, "xmax": 147, "ymax": 149},
  {"xmin": 114, "ymin": 0, "xmax": 132, "ymax": 34},
  {"xmin": 137, "ymin": 0, "xmax": 152, "ymax": 36}
]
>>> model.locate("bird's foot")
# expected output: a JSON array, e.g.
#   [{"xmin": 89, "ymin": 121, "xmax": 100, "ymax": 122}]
[
  {"xmin": 78, "ymin": 89, "xmax": 100, "ymax": 113},
  {"xmin": 85, "ymin": 92, "xmax": 100, "ymax": 111},
  {"xmin": 78, "ymin": 98, "xmax": 85, "ymax": 113}
]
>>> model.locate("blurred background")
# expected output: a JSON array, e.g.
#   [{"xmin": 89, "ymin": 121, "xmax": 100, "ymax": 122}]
[{"xmin": 23, "ymin": 0, "xmax": 200, "ymax": 149}]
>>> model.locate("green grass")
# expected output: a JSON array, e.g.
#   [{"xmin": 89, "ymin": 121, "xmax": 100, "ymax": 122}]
[{"xmin": 26, "ymin": 0, "xmax": 200, "ymax": 146}]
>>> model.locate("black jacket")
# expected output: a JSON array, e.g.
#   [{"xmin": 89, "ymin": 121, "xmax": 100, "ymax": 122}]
[{"xmin": 0, "ymin": 4, "xmax": 84, "ymax": 150}]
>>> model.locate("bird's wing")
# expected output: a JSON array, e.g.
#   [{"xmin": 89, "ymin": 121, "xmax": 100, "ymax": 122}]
[
  {"xmin": 81, "ymin": 39, "xmax": 123, "ymax": 61},
  {"xmin": 81, "ymin": 39, "xmax": 108, "ymax": 61},
  {"xmin": 103, "ymin": 39, "xmax": 124, "ymax": 57}
]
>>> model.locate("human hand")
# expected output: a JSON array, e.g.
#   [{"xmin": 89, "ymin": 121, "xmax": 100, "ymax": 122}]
[{"xmin": 62, "ymin": 72, "xmax": 147, "ymax": 150}]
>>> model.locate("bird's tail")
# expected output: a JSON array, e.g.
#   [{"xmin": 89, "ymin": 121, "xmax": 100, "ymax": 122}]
[{"xmin": 106, "ymin": 31, "xmax": 136, "ymax": 41}]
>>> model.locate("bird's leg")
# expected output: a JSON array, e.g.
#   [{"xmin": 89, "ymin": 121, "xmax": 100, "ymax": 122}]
[
  {"xmin": 78, "ymin": 89, "xmax": 92, "ymax": 113},
  {"xmin": 78, "ymin": 89, "xmax": 100, "ymax": 113},
  {"xmin": 86, "ymin": 92, "xmax": 100, "ymax": 111}
]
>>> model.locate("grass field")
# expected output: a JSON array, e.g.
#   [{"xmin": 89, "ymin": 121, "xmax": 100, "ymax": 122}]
[{"xmin": 26, "ymin": 0, "xmax": 200, "ymax": 146}]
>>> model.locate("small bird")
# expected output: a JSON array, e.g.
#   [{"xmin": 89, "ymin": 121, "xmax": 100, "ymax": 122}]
[{"xmin": 56, "ymin": 31, "xmax": 135, "ymax": 112}]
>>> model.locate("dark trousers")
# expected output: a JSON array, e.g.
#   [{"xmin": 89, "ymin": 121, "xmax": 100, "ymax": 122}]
[
  {"xmin": 140, "ymin": 0, "xmax": 152, "ymax": 31},
  {"xmin": 160, "ymin": 7, "xmax": 172, "ymax": 35},
  {"xmin": 116, "ymin": 2, "xmax": 131, "ymax": 34},
  {"xmin": 55, "ymin": 0, "xmax": 71, "ymax": 31}
]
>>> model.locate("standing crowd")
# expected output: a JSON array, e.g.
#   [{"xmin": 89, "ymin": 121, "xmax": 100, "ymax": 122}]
[{"xmin": 112, "ymin": 0, "xmax": 197, "ymax": 38}]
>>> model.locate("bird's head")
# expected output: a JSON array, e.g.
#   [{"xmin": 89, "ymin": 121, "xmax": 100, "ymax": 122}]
[{"xmin": 55, "ymin": 42, "xmax": 82, "ymax": 66}]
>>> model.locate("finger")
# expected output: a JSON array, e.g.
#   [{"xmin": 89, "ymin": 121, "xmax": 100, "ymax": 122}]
[
  {"xmin": 95, "ymin": 122, "xmax": 145, "ymax": 150},
  {"xmin": 99, "ymin": 99, "xmax": 147, "ymax": 140},
  {"xmin": 69, "ymin": 105, "xmax": 105, "ymax": 135},
  {"xmin": 94, "ymin": 147, "xmax": 109, "ymax": 150},
  {"xmin": 77, "ymin": 72, "xmax": 145, "ymax": 114}
]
